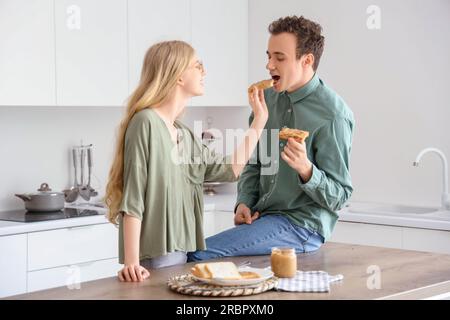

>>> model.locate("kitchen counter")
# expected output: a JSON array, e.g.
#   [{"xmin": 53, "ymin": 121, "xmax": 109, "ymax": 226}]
[
  {"xmin": 9, "ymin": 242, "xmax": 450, "ymax": 300},
  {"xmin": 0, "ymin": 193, "xmax": 238, "ymax": 237},
  {"xmin": 0, "ymin": 206, "xmax": 110, "ymax": 236},
  {"xmin": 338, "ymin": 202, "xmax": 450, "ymax": 231}
]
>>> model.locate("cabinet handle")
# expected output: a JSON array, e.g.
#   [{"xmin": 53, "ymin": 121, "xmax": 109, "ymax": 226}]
[{"xmin": 67, "ymin": 225, "xmax": 95, "ymax": 231}]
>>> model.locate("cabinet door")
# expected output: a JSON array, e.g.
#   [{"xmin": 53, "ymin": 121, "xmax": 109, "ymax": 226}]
[
  {"xmin": 191, "ymin": 0, "xmax": 248, "ymax": 107},
  {"xmin": 330, "ymin": 221, "xmax": 403, "ymax": 249},
  {"xmin": 0, "ymin": 234, "xmax": 27, "ymax": 298},
  {"xmin": 402, "ymin": 228, "xmax": 450, "ymax": 255},
  {"xmin": 55, "ymin": 0, "xmax": 128, "ymax": 106},
  {"xmin": 0, "ymin": 0, "xmax": 55, "ymax": 106},
  {"xmin": 203, "ymin": 210, "xmax": 215, "ymax": 238},
  {"xmin": 27, "ymin": 258, "xmax": 120, "ymax": 293},
  {"xmin": 28, "ymin": 223, "xmax": 118, "ymax": 271},
  {"xmin": 213, "ymin": 211, "xmax": 235, "ymax": 235},
  {"xmin": 128, "ymin": 0, "xmax": 191, "ymax": 91}
]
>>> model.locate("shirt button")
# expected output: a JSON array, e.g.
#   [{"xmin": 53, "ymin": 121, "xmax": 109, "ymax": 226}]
[
  {"xmin": 287, "ymin": 109, "xmax": 292, "ymax": 112},
  {"xmin": 280, "ymin": 142, "xmax": 284, "ymax": 147},
  {"xmin": 271, "ymin": 179, "xmax": 275, "ymax": 184}
]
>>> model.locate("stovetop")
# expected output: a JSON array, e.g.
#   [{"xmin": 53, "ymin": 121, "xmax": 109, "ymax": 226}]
[{"xmin": 0, "ymin": 207, "xmax": 103, "ymax": 223}]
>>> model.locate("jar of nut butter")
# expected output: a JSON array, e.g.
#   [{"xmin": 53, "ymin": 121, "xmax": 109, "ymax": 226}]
[{"xmin": 271, "ymin": 247, "xmax": 297, "ymax": 278}]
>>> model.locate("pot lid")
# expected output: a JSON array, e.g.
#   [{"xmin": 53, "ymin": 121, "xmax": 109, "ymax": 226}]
[{"xmin": 31, "ymin": 183, "xmax": 63, "ymax": 196}]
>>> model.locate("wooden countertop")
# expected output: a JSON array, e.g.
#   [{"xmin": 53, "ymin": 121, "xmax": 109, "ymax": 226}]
[{"xmin": 10, "ymin": 242, "xmax": 450, "ymax": 300}]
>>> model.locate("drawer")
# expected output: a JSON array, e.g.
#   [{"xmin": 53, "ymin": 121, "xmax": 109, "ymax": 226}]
[
  {"xmin": 27, "ymin": 258, "xmax": 120, "ymax": 293},
  {"xmin": 0, "ymin": 234, "xmax": 27, "ymax": 298},
  {"xmin": 28, "ymin": 223, "xmax": 118, "ymax": 271}
]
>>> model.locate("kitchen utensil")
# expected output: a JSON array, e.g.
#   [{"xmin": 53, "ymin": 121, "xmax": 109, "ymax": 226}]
[
  {"xmin": 80, "ymin": 146, "xmax": 97, "ymax": 200},
  {"xmin": 15, "ymin": 183, "xmax": 65, "ymax": 212},
  {"xmin": 63, "ymin": 148, "xmax": 80, "ymax": 203},
  {"xmin": 86, "ymin": 147, "xmax": 97, "ymax": 197},
  {"xmin": 79, "ymin": 147, "xmax": 91, "ymax": 201}
]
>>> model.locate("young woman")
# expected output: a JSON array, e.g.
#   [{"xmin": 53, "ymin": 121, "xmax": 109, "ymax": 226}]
[{"xmin": 105, "ymin": 40, "xmax": 268, "ymax": 282}]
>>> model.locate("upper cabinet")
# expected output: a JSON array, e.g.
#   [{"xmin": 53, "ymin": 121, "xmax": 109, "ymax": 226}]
[
  {"xmin": 54, "ymin": 0, "xmax": 128, "ymax": 106},
  {"xmin": 128, "ymin": 0, "xmax": 191, "ymax": 91},
  {"xmin": 0, "ymin": 0, "xmax": 56, "ymax": 106},
  {"xmin": 191, "ymin": 0, "xmax": 248, "ymax": 107},
  {"xmin": 0, "ymin": 0, "xmax": 248, "ymax": 107}
]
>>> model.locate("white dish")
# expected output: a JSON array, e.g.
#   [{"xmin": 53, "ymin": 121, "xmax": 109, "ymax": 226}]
[{"xmin": 191, "ymin": 267, "xmax": 274, "ymax": 286}]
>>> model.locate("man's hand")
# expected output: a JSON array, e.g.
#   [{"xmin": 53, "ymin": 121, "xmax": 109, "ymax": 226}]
[
  {"xmin": 281, "ymin": 138, "xmax": 313, "ymax": 183},
  {"xmin": 234, "ymin": 203, "xmax": 260, "ymax": 225}
]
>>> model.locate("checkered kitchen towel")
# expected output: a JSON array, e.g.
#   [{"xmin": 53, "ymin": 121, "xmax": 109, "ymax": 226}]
[{"xmin": 275, "ymin": 270, "xmax": 344, "ymax": 293}]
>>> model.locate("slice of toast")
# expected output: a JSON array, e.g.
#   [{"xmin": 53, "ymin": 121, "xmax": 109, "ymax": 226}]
[
  {"xmin": 205, "ymin": 262, "xmax": 242, "ymax": 279},
  {"xmin": 191, "ymin": 262, "xmax": 242, "ymax": 279},
  {"xmin": 279, "ymin": 128, "xmax": 310, "ymax": 143},
  {"xmin": 248, "ymin": 79, "xmax": 274, "ymax": 94},
  {"xmin": 190, "ymin": 263, "xmax": 211, "ymax": 279}
]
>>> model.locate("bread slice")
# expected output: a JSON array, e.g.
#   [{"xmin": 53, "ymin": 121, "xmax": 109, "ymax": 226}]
[
  {"xmin": 205, "ymin": 262, "xmax": 242, "ymax": 279},
  {"xmin": 191, "ymin": 262, "xmax": 242, "ymax": 279},
  {"xmin": 279, "ymin": 128, "xmax": 310, "ymax": 143},
  {"xmin": 190, "ymin": 263, "xmax": 211, "ymax": 279},
  {"xmin": 248, "ymin": 79, "xmax": 274, "ymax": 94}
]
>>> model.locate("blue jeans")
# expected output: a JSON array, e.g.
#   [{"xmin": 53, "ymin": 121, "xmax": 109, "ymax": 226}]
[{"xmin": 187, "ymin": 214, "xmax": 324, "ymax": 262}]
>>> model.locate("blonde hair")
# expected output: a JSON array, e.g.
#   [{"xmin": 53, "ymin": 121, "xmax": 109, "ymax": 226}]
[{"xmin": 105, "ymin": 40, "xmax": 195, "ymax": 224}]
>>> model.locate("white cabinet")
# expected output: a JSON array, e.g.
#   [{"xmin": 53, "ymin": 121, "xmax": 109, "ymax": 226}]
[
  {"xmin": 0, "ymin": 0, "xmax": 248, "ymax": 107},
  {"xmin": 403, "ymin": 228, "xmax": 450, "ymax": 255},
  {"xmin": 27, "ymin": 258, "xmax": 120, "ymax": 292},
  {"xmin": 330, "ymin": 221, "xmax": 403, "ymax": 249},
  {"xmin": 0, "ymin": 0, "xmax": 56, "ymax": 106},
  {"xmin": 28, "ymin": 223, "xmax": 118, "ymax": 271},
  {"xmin": 191, "ymin": 0, "xmax": 248, "ymax": 107},
  {"xmin": 203, "ymin": 210, "xmax": 235, "ymax": 237},
  {"xmin": 0, "ymin": 234, "xmax": 27, "ymax": 298},
  {"xmin": 203, "ymin": 210, "xmax": 215, "ymax": 238},
  {"xmin": 330, "ymin": 221, "xmax": 450, "ymax": 255},
  {"xmin": 213, "ymin": 211, "xmax": 235, "ymax": 235},
  {"xmin": 54, "ymin": 0, "xmax": 128, "ymax": 106},
  {"xmin": 128, "ymin": 0, "xmax": 191, "ymax": 91}
]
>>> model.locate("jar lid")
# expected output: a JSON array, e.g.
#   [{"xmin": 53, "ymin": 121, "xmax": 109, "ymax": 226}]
[{"xmin": 271, "ymin": 247, "xmax": 296, "ymax": 254}]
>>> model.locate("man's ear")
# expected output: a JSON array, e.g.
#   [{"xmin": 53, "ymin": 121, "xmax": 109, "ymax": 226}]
[{"xmin": 302, "ymin": 53, "xmax": 315, "ymax": 69}]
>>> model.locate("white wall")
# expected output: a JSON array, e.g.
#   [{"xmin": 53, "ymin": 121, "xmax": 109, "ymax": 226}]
[{"xmin": 249, "ymin": 0, "xmax": 450, "ymax": 207}]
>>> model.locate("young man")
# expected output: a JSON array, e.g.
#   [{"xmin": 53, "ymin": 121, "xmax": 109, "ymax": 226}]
[{"xmin": 188, "ymin": 15, "xmax": 354, "ymax": 261}]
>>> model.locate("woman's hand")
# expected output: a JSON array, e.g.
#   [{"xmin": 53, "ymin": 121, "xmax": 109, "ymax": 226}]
[
  {"xmin": 118, "ymin": 263, "xmax": 150, "ymax": 282},
  {"xmin": 230, "ymin": 87, "xmax": 269, "ymax": 177},
  {"xmin": 249, "ymin": 87, "xmax": 269, "ymax": 123}
]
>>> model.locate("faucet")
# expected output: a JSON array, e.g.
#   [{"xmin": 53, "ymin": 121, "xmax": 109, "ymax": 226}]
[{"xmin": 413, "ymin": 147, "xmax": 450, "ymax": 210}]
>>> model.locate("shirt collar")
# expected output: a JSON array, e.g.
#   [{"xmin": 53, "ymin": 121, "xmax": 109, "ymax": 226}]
[{"xmin": 284, "ymin": 73, "xmax": 320, "ymax": 104}]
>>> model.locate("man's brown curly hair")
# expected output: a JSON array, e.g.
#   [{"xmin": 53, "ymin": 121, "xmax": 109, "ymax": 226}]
[{"xmin": 268, "ymin": 15, "xmax": 325, "ymax": 71}]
